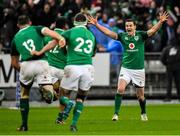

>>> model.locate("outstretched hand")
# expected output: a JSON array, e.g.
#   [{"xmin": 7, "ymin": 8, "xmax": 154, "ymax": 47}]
[
  {"xmin": 87, "ymin": 15, "xmax": 98, "ymax": 25},
  {"xmin": 159, "ymin": 11, "xmax": 169, "ymax": 23}
]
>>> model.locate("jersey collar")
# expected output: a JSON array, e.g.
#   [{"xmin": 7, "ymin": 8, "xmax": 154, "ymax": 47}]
[
  {"xmin": 19, "ymin": 25, "xmax": 30, "ymax": 32},
  {"xmin": 75, "ymin": 25, "xmax": 87, "ymax": 29}
]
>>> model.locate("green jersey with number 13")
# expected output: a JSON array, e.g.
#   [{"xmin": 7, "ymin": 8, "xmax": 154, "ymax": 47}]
[
  {"xmin": 11, "ymin": 26, "xmax": 46, "ymax": 61},
  {"xmin": 62, "ymin": 26, "xmax": 96, "ymax": 65}
]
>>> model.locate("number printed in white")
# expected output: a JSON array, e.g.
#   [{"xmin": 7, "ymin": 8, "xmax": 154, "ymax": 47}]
[
  {"xmin": 74, "ymin": 37, "xmax": 93, "ymax": 54},
  {"xmin": 84, "ymin": 40, "xmax": 93, "ymax": 54},
  {"xmin": 50, "ymin": 45, "xmax": 59, "ymax": 53},
  {"xmin": 22, "ymin": 39, "xmax": 36, "ymax": 52}
]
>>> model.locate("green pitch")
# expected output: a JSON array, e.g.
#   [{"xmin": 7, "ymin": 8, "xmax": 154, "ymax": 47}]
[{"xmin": 0, "ymin": 104, "xmax": 180, "ymax": 135}]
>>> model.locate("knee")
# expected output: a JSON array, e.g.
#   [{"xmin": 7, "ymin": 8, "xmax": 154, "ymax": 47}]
[
  {"xmin": 53, "ymin": 80, "xmax": 60, "ymax": 94},
  {"xmin": 76, "ymin": 90, "xmax": 88, "ymax": 102},
  {"xmin": 20, "ymin": 82, "xmax": 32, "ymax": 99},
  {"xmin": 117, "ymin": 86, "xmax": 125, "ymax": 94}
]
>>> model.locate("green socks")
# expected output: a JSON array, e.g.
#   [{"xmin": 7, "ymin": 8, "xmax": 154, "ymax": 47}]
[
  {"xmin": 71, "ymin": 101, "xmax": 83, "ymax": 126},
  {"xmin": 59, "ymin": 96, "xmax": 70, "ymax": 105},
  {"xmin": 20, "ymin": 99, "xmax": 29, "ymax": 127},
  {"xmin": 139, "ymin": 98, "xmax": 146, "ymax": 114},
  {"xmin": 114, "ymin": 93, "xmax": 122, "ymax": 115},
  {"xmin": 58, "ymin": 96, "xmax": 74, "ymax": 121}
]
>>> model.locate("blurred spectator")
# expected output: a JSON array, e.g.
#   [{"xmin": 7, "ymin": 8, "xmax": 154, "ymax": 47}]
[
  {"xmin": 160, "ymin": 38, "xmax": 180, "ymax": 101},
  {"xmin": 88, "ymin": 12, "xmax": 112, "ymax": 50},
  {"xmin": 0, "ymin": 0, "xmax": 179, "ymax": 54},
  {"xmin": 0, "ymin": 8, "xmax": 17, "ymax": 53},
  {"xmin": 145, "ymin": 21, "xmax": 161, "ymax": 52},
  {"xmin": 47, "ymin": 0, "xmax": 58, "ymax": 21},
  {"xmin": 161, "ymin": 16, "xmax": 177, "ymax": 50},
  {"xmin": 36, "ymin": 2, "xmax": 54, "ymax": 27}
]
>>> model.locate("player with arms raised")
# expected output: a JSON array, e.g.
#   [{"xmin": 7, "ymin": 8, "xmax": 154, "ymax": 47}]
[{"xmin": 88, "ymin": 11, "xmax": 168, "ymax": 121}]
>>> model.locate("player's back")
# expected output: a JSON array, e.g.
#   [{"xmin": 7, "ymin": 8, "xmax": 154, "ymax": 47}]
[
  {"xmin": 63, "ymin": 26, "xmax": 96, "ymax": 65},
  {"xmin": 13, "ymin": 26, "xmax": 45, "ymax": 61},
  {"xmin": 44, "ymin": 28, "xmax": 67, "ymax": 69}
]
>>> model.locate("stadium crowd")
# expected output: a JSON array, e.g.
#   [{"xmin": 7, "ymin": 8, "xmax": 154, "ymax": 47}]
[{"xmin": 0, "ymin": 0, "xmax": 179, "ymax": 54}]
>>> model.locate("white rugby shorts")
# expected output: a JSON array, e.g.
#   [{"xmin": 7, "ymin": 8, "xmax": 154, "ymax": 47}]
[
  {"xmin": 60, "ymin": 65, "xmax": 94, "ymax": 91},
  {"xmin": 19, "ymin": 60, "xmax": 52, "ymax": 85},
  {"xmin": 49, "ymin": 65, "xmax": 64, "ymax": 84},
  {"xmin": 118, "ymin": 67, "xmax": 145, "ymax": 87}
]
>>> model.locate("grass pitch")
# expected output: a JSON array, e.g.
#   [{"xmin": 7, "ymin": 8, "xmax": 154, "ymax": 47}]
[{"xmin": 0, "ymin": 104, "xmax": 180, "ymax": 135}]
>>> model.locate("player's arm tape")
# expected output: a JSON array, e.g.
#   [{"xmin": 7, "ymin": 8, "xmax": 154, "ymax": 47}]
[{"xmin": 58, "ymin": 36, "xmax": 65, "ymax": 41}]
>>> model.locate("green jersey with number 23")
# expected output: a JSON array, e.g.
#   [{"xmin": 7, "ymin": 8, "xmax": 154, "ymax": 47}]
[{"xmin": 62, "ymin": 26, "xmax": 96, "ymax": 65}]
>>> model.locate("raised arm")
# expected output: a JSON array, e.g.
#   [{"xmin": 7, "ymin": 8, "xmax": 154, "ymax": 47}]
[
  {"xmin": 31, "ymin": 40, "xmax": 57, "ymax": 56},
  {"xmin": 87, "ymin": 15, "xmax": 118, "ymax": 40},
  {"xmin": 147, "ymin": 11, "xmax": 169, "ymax": 37}
]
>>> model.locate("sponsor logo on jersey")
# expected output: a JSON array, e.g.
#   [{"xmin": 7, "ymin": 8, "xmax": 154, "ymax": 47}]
[
  {"xmin": 129, "ymin": 43, "xmax": 135, "ymax": 49},
  {"xmin": 169, "ymin": 47, "xmax": 177, "ymax": 56},
  {"xmin": 125, "ymin": 37, "xmax": 128, "ymax": 40}
]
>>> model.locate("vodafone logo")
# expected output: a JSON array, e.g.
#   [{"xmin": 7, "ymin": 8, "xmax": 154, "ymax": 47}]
[{"xmin": 129, "ymin": 43, "xmax": 135, "ymax": 49}]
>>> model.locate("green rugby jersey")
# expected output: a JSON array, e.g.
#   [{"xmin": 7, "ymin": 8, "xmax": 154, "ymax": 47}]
[
  {"xmin": 118, "ymin": 31, "xmax": 148, "ymax": 69},
  {"xmin": 62, "ymin": 26, "xmax": 96, "ymax": 65},
  {"xmin": 44, "ymin": 28, "xmax": 67, "ymax": 69},
  {"xmin": 11, "ymin": 26, "xmax": 47, "ymax": 61}
]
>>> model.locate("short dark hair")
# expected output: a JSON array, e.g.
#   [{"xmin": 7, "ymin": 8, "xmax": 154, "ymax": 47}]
[
  {"xmin": 17, "ymin": 15, "xmax": 30, "ymax": 25},
  {"xmin": 74, "ymin": 13, "xmax": 87, "ymax": 23},
  {"xmin": 125, "ymin": 19, "xmax": 136, "ymax": 25},
  {"xmin": 74, "ymin": 12, "xmax": 87, "ymax": 26},
  {"xmin": 56, "ymin": 17, "xmax": 67, "ymax": 28}
]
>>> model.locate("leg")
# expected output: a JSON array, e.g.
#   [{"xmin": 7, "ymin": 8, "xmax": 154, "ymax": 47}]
[
  {"xmin": 17, "ymin": 82, "xmax": 32, "ymax": 131},
  {"xmin": 112, "ymin": 79, "xmax": 127, "ymax": 121},
  {"xmin": 174, "ymin": 70, "xmax": 180, "ymax": 100},
  {"xmin": 40, "ymin": 84, "xmax": 55, "ymax": 104},
  {"xmin": 70, "ymin": 89, "xmax": 88, "ymax": 132},
  {"xmin": 165, "ymin": 70, "xmax": 173, "ymax": 100},
  {"xmin": 56, "ymin": 88, "xmax": 73, "ymax": 124},
  {"xmin": 136, "ymin": 87, "xmax": 148, "ymax": 121},
  {"xmin": 52, "ymin": 80, "xmax": 60, "ymax": 101}
]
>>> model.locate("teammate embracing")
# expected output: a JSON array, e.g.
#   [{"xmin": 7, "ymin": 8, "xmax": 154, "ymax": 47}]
[{"xmin": 11, "ymin": 15, "xmax": 65, "ymax": 131}]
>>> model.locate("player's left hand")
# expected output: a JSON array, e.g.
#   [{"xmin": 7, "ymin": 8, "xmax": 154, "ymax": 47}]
[
  {"xmin": 87, "ymin": 15, "xmax": 98, "ymax": 26},
  {"xmin": 159, "ymin": 11, "xmax": 169, "ymax": 23}
]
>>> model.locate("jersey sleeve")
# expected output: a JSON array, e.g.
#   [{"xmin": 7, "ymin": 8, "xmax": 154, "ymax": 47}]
[
  {"xmin": 61, "ymin": 30, "xmax": 70, "ymax": 39},
  {"xmin": 34, "ymin": 26, "xmax": 44, "ymax": 36},
  {"xmin": 61, "ymin": 30, "xmax": 70, "ymax": 44},
  {"xmin": 10, "ymin": 38, "xmax": 19, "ymax": 56},
  {"xmin": 43, "ymin": 36, "xmax": 52, "ymax": 45}
]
